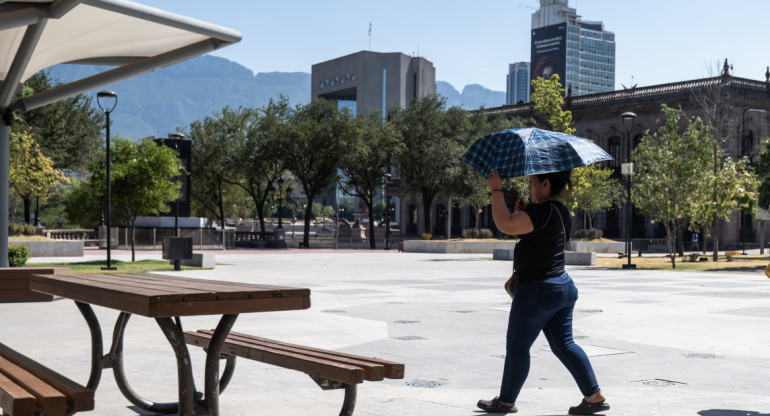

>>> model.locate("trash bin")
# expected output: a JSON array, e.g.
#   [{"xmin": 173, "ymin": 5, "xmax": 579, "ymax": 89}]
[{"xmin": 162, "ymin": 237, "xmax": 193, "ymax": 270}]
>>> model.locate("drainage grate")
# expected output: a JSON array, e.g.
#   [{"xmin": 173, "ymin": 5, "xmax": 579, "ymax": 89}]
[
  {"xmin": 637, "ymin": 378, "xmax": 686, "ymax": 387},
  {"xmin": 393, "ymin": 336, "xmax": 427, "ymax": 341},
  {"xmin": 405, "ymin": 379, "xmax": 445, "ymax": 388},
  {"xmin": 321, "ymin": 309, "xmax": 346, "ymax": 313},
  {"xmin": 393, "ymin": 320, "xmax": 420, "ymax": 324},
  {"xmin": 682, "ymin": 353, "xmax": 719, "ymax": 359}
]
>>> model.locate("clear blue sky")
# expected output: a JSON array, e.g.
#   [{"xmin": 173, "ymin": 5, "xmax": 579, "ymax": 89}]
[{"xmin": 144, "ymin": 0, "xmax": 770, "ymax": 92}]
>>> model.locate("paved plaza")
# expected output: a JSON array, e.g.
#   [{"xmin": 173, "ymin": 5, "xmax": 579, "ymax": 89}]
[{"xmin": 3, "ymin": 249, "xmax": 770, "ymax": 416}]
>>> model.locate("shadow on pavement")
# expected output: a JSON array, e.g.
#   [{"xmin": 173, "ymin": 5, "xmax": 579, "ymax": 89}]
[{"xmin": 699, "ymin": 410, "xmax": 770, "ymax": 416}]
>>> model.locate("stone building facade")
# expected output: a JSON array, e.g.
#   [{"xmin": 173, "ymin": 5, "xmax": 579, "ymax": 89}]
[{"xmin": 483, "ymin": 68, "xmax": 770, "ymax": 248}]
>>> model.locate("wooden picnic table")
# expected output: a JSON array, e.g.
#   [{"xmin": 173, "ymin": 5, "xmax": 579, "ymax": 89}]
[{"xmin": 29, "ymin": 272, "xmax": 311, "ymax": 416}]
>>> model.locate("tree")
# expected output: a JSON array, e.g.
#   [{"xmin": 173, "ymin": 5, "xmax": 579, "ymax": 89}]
[
  {"xmin": 632, "ymin": 105, "xmax": 714, "ymax": 267},
  {"xmin": 392, "ymin": 96, "xmax": 467, "ymax": 235},
  {"xmin": 530, "ymin": 74, "xmax": 575, "ymax": 134},
  {"xmin": 338, "ymin": 112, "xmax": 401, "ymax": 248},
  {"xmin": 566, "ymin": 164, "xmax": 623, "ymax": 229},
  {"xmin": 688, "ymin": 62, "xmax": 743, "ymax": 259},
  {"xmin": 282, "ymin": 99, "xmax": 356, "ymax": 248},
  {"xmin": 187, "ymin": 107, "xmax": 246, "ymax": 234},
  {"xmin": 530, "ymin": 75, "xmax": 622, "ymax": 234},
  {"xmin": 14, "ymin": 71, "xmax": 103, "ymax": 172},
  {"xmin": 233, "ymin": 99, "xmax": 289, "ymax": 233},
  {"xmin": 89, "ymin": 138, "xmax": 182, "ymax": 261},
  {"xmin": 9, "ymin": 129, "xmax": 69, "ymax": 224}
]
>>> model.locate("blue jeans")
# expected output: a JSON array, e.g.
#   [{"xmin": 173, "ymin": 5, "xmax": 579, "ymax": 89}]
[{"xmin": 499, "ymin": 273, "xmax": 600, "ymax": 404}]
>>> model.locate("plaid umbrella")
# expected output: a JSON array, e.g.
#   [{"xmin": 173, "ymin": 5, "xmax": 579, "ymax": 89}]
[{"xmin": 460, "ymin": 127, "xmax": 613, "ymax": 179}]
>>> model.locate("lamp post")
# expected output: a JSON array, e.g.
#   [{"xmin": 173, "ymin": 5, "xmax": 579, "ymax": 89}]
[
  {"xmin": 97, "ymin": 90, "xmax": 117, "ymax": 270},
  {"xmin": 620, "ymin": 111, "xmax": 637, "ymax": 269},
  {"xmin": 739, "ymin": 108, "xmax": 767, "ymax": 254},
  {"xmin": 169, "ymin": 133, "xmax": 186, "ymax": 238},
  {"xmin": 384, "ymin": 173, "xmax": 391, "ymax": 250}
]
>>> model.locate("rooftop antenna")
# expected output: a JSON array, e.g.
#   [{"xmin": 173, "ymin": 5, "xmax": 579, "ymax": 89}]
[{"xmin": 368, "ymin": 22, "xmax": 372, "ymax": 50}]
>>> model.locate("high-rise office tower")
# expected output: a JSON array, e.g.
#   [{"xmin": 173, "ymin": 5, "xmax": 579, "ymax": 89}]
[
  {"xmin": 530, "ymin": 0, "xmax": 615, "ymax": 96},
  {"xmin": 506, "ymin": 62, "xmax": 531, "ymax": 105}
]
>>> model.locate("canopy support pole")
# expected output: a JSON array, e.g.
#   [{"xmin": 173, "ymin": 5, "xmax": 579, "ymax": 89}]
[{"xmin": 0, "ymin": 113, "xmax": 9, "ymax": 267}]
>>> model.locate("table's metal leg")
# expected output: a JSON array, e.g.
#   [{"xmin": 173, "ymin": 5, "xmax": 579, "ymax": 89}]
[
  {"xmin": 200, "ymin": 314, "xmax": 238, "ymax": 416},
  {"xmin": 74, "ymin": 301, "xmax": 103, "ymax": 391},
  {"xmin": 156, "ymin": 317, "xmax": 196, "ymax": 416},
  {"xmin": 106, "ymin": 312, "xmax": 181, "ymax": 414}
]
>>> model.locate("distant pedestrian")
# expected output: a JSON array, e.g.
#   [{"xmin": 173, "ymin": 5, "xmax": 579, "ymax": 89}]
[
  {"xmin": 691, "ymin": 232, "xmax": 700, "ymax": 252},
  {"xmin": 477, "ymin": 170, "xmax": 609, "ymax": 415}
]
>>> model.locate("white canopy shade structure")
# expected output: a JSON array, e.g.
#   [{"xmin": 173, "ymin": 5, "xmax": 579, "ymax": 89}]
[{"xmin": 0, "ymin": 0, "xmax": 241, "ymax": 266}]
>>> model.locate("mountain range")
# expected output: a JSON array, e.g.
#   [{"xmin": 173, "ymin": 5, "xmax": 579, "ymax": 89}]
[{"xmin": 49, "ymin": 55, "xmax": 505, "ymax": 139}]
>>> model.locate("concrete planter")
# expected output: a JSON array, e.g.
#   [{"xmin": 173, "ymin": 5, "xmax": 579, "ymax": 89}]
[
  {"xmin": 571, "ymin": 241, "xmax": 624, "ymax": 253},
  {"xmin": 493, "ymin": 250, "xmax": 596, "ymax": 266},
  {"xmin": 11, "ymin": 240, "xmax": 84, "ymax": 257},
  {"xmin": 403, "ymin": 240, "xmax": 517, "ymax": 254}
]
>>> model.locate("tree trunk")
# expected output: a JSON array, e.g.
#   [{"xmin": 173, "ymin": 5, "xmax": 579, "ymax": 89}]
[
  {"xmin": 367, "ymin": 198, "xmax": 376, "ymax": 249},
  {"xmin": 665, "ymin": 224, "xmax": 676, "ymax": 268},
  {"xmin": 303, "ymin": 196, "xmax": 314, "ymax": 248},
  {"xmin": 131, "ymin": 220, "xmax": 136, "ymax": 262},
  {"xmin": 421, "ymin": 191, "xmax": 434, "ymax": 235},
  {"xmin": 711, "ymin": 219, "xmax": 720, "ymax": 261},
  {"xmin": 23, "ymin": 198, "xmax": 31, "ymax": 224},
  {"xmin": 256, "ymin": 201, "xmax": 266, "ymax": 233}
]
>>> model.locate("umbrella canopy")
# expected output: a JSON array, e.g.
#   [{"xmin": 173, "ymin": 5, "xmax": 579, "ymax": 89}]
[
  {"xmin": 460, "ymin": 127, "xmax": 613, "ymax": 179},
  {"xmin": 0, "ymin": 0, "xmax": 241, "ymax": 266}
]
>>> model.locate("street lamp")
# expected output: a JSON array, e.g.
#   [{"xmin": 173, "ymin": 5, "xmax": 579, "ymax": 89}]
[
  {"xmin": 620, "ymin": 111, "xmax": 637, "ymax": 269},
  {"xmin": 384, "ymin": 173, "xmax": 391, "ymax": 250},
  {"xmin": 739, "ymin": 108, "xmax": 767, "ymax": 253},
  {"xmin": 276, "ymin": 177, "xmax": 284, "ymax": 229},
  {"xmin": 169, "ymin": 133, "xmax": 185, "ymax": 238},
  {"xmin": 97, "ymin": 90, "xmax": 117, "ymax": 271}
]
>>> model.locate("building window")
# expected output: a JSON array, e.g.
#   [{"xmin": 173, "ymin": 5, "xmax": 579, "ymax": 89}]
[{"xmin": 608, "ymin": 137, "xmax": 621, "ymax": 167}]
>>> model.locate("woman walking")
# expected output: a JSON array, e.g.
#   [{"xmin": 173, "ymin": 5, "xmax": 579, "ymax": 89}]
[{"xmin": 477, "ymin": 170, "xmax": 609, "ymax": 415}]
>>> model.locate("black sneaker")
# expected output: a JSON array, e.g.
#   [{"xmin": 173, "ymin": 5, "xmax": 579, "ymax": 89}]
[
  {"xmin": 568, "ymin": 398, "xmax": 610, "ymax": 415},
  {"xmin": 477, "ymin": 397, "xmax": 518, "ymax": 413}
]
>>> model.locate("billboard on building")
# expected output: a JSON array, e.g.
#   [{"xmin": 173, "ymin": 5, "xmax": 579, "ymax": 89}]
[{"xmin": 530, "ymin": 23, "xmax": 567, "ymax": 83}]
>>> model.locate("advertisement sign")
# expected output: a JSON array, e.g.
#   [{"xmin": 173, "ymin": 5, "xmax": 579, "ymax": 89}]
[{"xmin": 530, "ymin": 23, "xmax": 567, "ymax": 83}]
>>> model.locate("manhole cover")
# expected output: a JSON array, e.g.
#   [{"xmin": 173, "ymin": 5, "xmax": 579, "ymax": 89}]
[
  {"xmin": 637, "ymin": 378, "xmax": 685, "ymax": 387},
  {"xmin": 682, "ymin": 353, "xmax": 719, "ymax": 359},
  {"xmin": 393, "ymin": 320, "xmax": 420, "ymax": 324},
  {"xmin": 321, "ymin": 309, "xmax": 346, "ymax": 313},
  {"xmin": 405, "ymin": 379, "xmax": 445, "ymax": 388},
  {"xmin": 393, "ymin": 336, "xmax": 427, "ymax": 341}
]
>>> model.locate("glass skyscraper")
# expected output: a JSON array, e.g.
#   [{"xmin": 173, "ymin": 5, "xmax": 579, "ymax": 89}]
[
  {"xmin": 506, "ymin": 62, "xmax": 530, "ymax": 105},
  {"xmin": 531, "ymin": 0, "xmax": 615, "ymax": 96}
]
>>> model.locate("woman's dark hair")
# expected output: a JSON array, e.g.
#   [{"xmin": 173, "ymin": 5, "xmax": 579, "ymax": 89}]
[{"xmin": 534, "ymin": 169, "xmax": 572, "ymax": 198}]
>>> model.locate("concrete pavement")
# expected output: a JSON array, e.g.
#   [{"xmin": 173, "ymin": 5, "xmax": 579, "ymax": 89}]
[{"xmin": 3, "ymin": 249, "xmax": 769, "ymax": 415}]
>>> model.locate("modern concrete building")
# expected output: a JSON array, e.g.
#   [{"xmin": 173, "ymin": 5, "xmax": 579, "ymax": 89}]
[
  {"xmin": 311, "ymin": 51, "xmax": 436, "ymax": 117},
  {"xmin": 506, "ymin": 62, "xmax": 530, "ymax": 104},
  {"xmin": 531, "ymin": 0, "xmax": 615, "ymax": 96}
]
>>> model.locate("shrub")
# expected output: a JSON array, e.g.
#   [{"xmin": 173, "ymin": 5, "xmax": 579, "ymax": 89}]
[
  {"xmin": 478, "ymin": 228, "xmax": 493, "ymax": 239},
  {"xmin": 8, "ymin": 244, "xmax": 29, "ymax": 267},
  {"xmin": 421, "ymin": 233, "xmax": 432, "ymax": 240},
  {"xmin": 462, "ymin": 228, "xmax": 478, "ymax": 239},
  {"xmin": 22, "ymin": 224, "xmax": 35, "ymax": 235},
  {"xmin": 8, "ymin": 222, "xmax": 20, "ymax": 236},
  {"xmin": 574, "ymin": 228, "xmax": 603, "ymax": 240}
]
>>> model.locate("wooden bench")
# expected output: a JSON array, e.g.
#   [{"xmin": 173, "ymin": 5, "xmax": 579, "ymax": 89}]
[
  {"xmin": 0, "ymin": 268, "xmax": 70, "ymax": 303},
  {"xmin": 184, "ymin": 330, "xmax": 405, "ymax": 415},
  {"xmin": 0, "ymin": 342, "xmax": 93, "ymax": 416}
]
